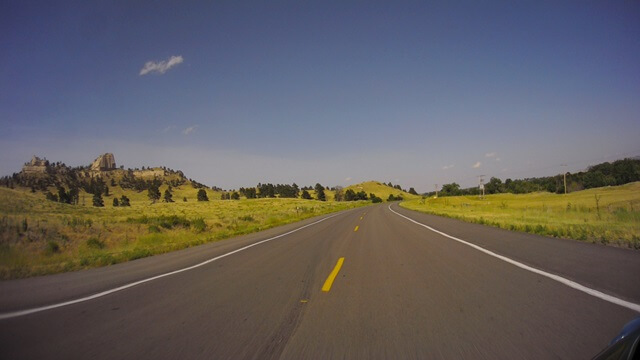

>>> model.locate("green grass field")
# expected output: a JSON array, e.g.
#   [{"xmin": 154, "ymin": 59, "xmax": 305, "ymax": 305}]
[
  {"xmin": 400, "ymin": 182, "xmax": 640, "ymax": 249},
  {"xmin": 0, "ymin": 186, "xmax": 369, "ymax": 279}
]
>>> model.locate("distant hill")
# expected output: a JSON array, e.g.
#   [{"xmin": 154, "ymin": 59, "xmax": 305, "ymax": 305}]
[
  {"xmin": 1, "ymin": 154, "xmax": 426, "ymax": 204},
  {"xmin": 0, "ymin": 153, "xmax": 219, "ymax": 201},
  {"xmin": 344, "ymin": 181, "xmax": 420, "ymax": 201}
]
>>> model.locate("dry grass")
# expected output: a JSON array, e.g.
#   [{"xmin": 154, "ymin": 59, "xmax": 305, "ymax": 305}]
[
  {"xmin": 0, "ymin": 186, "xmax": 368, "ymax": 279},
  {"xmin": 400, "ymin": 182, "xmax": 640, "ymax": 249}
]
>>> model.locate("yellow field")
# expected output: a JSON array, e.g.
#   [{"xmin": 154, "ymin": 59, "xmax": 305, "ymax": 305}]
[
  {"xmin": 400, "ymin": 182, "xmax": 640, "ymax": 248},
  {"xmin": 0, "ymin": 186, "xmax": 369, "ymax": 279}
]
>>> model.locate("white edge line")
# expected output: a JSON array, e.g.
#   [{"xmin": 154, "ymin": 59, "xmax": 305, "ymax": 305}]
[
  {"xmin": 388, "ymin": 205, "xmax": 640, "ymax": 313},
  {"xmin": 0, "ymin": 211, "xmax": 345, "ymax": 320}
]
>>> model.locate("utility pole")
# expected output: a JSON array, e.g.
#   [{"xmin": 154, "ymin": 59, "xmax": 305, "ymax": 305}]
[
  {"xmin": 561, "ymin": 164, "xmax": 568, "ymax": 194},
  {"xmin": 478, "ymin": 175, "xmax": 485, "ymax": 199}
]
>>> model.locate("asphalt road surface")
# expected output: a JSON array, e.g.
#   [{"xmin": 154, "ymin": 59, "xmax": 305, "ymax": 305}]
[{"xmin": 1, "ymin": 203, "xmax": 639, "ymax": 359}]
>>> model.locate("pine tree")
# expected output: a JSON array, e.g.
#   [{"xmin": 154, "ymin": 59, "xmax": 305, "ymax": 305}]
[
  {"xmin": 163, "ymin": 189, "xmax": 174, "ymax": 203},
  {"xmin": 57, "ymin": 186, "xmax": 69, "ymax": 204},
  {"xmin": 197, "ymin": 189, "xmax": 209, "ymax": 201},
  {"xmin": 301, "ymin": 190, "xmax": 312, "ymax": 199},
  {"xmin": 147, "ymin": 186, "xmax": 161, "ymax": 203},
  {"xmin": 316, "ymin": 188, "xmax": 326, "ymax": 201},
  {"xmin": 93, "ymin": 192, "xmax": 104, "ymax": 207},
  {"xmin": 120, "ymin": 195, "xmax": 131, "ymax": 206}
]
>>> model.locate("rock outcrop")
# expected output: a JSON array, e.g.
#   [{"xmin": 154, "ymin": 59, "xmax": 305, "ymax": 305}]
[
  {"xmin": 133, "ymin": 169, "xmax": 167, "ymax": 178},
  {"xmin": 22, "ymin": 156, "xmax": 48, "ymax": 173},
  {"xmin": 91, "ymin": 153, "xmax": 116, "ymax": 171}
]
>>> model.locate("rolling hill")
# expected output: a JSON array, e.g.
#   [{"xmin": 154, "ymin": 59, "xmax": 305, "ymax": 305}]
[{"xmin": 344, "ymin": 181, "xmax": 420, "ymax": 201}]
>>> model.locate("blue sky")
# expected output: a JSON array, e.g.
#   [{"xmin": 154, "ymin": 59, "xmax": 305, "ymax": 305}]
[{"xmin": 1, "ymin": 1, "xmax": 639, "ymax": 191}]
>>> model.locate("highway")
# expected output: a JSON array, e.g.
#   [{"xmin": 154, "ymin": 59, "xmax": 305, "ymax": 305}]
[{"xmin": 1, "ymin": 203, "xmax": 639, "ymax": 359}]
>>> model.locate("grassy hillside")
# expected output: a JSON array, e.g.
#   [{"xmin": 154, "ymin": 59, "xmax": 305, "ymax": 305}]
[
  {"xmin": 0, "ymin": 185, "xmax": 369, "ymax": 279},
  {"xmin": 345, "ymin": 181, "xmax": 420, "ymax": 201},
  {"xmin": 400, "ymin": 182, "xmax": 640, "ymax": 248}
]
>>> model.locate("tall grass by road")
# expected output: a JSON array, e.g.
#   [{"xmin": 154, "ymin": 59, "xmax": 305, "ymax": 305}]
[
  {"xmin": 0, "ymin": 187, "xmax": 368, "ymax": 279},
  {"xmin": 400, "ymin": 182, "xmax": 640, "ymax": 249}
]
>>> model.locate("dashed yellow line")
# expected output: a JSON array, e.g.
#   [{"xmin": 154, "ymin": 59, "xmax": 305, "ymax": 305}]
[
  {"xmin": 354, "ymin": 225, "xmax": 359, "ymax": 232},
  {"xmin": 322, "ymin": 257, "xmax": 345, "ymax": 292}
]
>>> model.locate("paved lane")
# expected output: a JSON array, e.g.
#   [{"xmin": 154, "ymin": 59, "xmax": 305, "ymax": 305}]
[{"xmin": 1, "ymin": 203, "xmax": 638, "ymax": 359}]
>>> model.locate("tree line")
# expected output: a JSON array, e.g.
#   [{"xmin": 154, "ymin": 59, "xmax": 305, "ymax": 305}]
[{"xmin": 434, "ymin": 158, "xmax": 640, "ymax": 197}]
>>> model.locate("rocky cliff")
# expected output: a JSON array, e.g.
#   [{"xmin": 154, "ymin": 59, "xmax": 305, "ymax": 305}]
[
  {"xmin": 22, "ymin": 156, "xmax": 48, "ymax": 174},
  {"xmin": 91, "ymin": 153, "xmax": 116, "ymax": 171}
]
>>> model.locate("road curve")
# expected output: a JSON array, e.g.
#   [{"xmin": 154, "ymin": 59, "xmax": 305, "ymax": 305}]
[{"xmin": 1, "ymin": 203, "xmax": 638, "ymax": 359}]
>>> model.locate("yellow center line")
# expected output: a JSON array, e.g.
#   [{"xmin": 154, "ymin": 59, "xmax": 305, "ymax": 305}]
[
  {"xmin": 322, "ymin": 257, "xmax": 345, "ymax": 292},
  {"xmin": 354, "ymin": 225, "xmax": 359, "ymax": 232}
]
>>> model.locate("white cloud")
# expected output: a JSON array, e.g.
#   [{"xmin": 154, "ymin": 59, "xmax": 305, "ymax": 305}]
[
  {"xmin": 442, "ymin": 164, "xmax": 454, "ymax": 170},
  {"xmin": 344, "ymin": 177, "xmax": 352, "ymax": 182},
  {"xmin": 139, "ymin": 55, "xmax": 184, "ymax": 75},
  {"xmin": 485, "ymin": 152, "xmax": 497, "ymax": 158},
  {"xmin": 495, "ymin": 157, "xmax": 501, "ymax": 162},
  {"xmin": 472, "ymin": 161, "xmax": 482, "ymax": 168},
  {"xmin": 182, "ymin": 125, "xmax": 197, "ymax": 135},
  {"xmin": 162, "ymin": 126, "xmax": 175, "ymax": 133}
]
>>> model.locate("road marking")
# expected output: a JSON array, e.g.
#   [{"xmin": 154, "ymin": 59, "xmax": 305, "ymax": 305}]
[
  {"xmin": 388, "ymin": 205, "xmax": 640, "ymax": 313},
  {"xmin": 0, "ymin": 212, "xmax": 346, "ymax": 321},
  {"xmin": 354, "ymin": 225, "xmax": 359, "ymax": 232},
  {"xmin": 322, "ymin": 257, "xmax": 345, "ymax": 292}
]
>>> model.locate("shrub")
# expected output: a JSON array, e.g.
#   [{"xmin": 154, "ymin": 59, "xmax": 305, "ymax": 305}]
[
  {"xmin": 46, "ymin": 241, "xmax": 60, "ymax": 254},
  {"xmin": 192, "ymin": 218, "xmax": 207, "ymax": 233},
  {"xmin": 158, "ymin": 215, "xmax": 190, "ymax": 229},
  {"xmin": 86, "ymin": 237, "xmax": 106, "ymax": 249},
  {"xmin": 130, "ymin": 215, "xmax": 191, "ymax": 229},
  {"xmin": 148, "ymin": 225, "xmax": 161, "ymax": 233},
  {"xmin": 45, "ymin": 191, "xmax": 58, "ymax": 202},
  {"xmin": 125, "ymin": 248, "xmax": 152, "ymax": 261}
]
